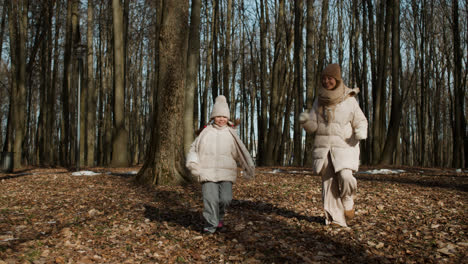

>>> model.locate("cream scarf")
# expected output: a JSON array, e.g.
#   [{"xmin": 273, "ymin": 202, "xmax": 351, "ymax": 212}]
[
  {"xmin": 317, "ymin": 82, "xmax": 345, "ymax": 123},
  {"xmin": 211, "ymin": 124, "xmax": 255, "ymax": 179}
]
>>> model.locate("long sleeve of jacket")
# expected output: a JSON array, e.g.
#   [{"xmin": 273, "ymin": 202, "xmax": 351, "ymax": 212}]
[
  {"xmin": 351, "ymin": 98, "xmax": 368, "ymax": 140},
  {"xmin": 186, "ymin": 137, "xmax": 201, "ymax": 177},
  {"xmin": 301, "ymin": 100, "xmax": 319, "ymax": 133}
]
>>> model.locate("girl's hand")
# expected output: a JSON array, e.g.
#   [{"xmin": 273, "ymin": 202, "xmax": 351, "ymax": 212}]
[{"xmin": 187, "ymin": 163, "xmax": 201, "ymax": 177}]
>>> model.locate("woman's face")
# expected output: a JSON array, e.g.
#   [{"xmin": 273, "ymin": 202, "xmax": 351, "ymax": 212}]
[
  {"xmin": 214, "ymin": 116, "xmax": 228, "ymax": 127},
  {"xmin": 322, "ymin": 75, "xmax": 337, "ymax": 90}
]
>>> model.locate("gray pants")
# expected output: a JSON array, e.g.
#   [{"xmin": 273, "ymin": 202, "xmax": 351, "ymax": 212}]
[{"xmin": 202, "ymin": 181, "xmax": 233, "ymax": 233}]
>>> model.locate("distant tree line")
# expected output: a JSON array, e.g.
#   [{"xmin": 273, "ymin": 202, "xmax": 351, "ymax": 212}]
[{"xmin": 0, "ymin": 0, "xmax": 466, "ymax": 181}]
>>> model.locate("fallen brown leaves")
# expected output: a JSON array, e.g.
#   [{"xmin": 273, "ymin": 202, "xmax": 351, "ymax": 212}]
[{"xmin": 0, "ymin": 166, "xmax": 466, "ymax": 263}]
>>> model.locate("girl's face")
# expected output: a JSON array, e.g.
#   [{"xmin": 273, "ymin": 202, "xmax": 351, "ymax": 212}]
[
  {"xmin": 214, "ymin": 116, "xmax": 228, "ymax": 127},
  {"xmin": 322, "ymin": 75, "xmax": 337, "ymax": 90}
]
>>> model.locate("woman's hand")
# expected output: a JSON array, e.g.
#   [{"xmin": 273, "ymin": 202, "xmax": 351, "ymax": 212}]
[{"xmin": 299, "ymin": 112, "xmax": 310, "ymax": 124}]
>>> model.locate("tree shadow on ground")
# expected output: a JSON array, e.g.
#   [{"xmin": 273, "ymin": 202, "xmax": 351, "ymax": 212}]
[
  {"xmin": 230, "ymin": 199, "xmax": 324, "ymax": 224},
  {"xmin": 356, "ymin": 173, "xmax": 468, "ymax": 192},
  {"xmin": 144, "ymin": 189, "xmax": 386, "ymax": 263},
  {"xmin": 0, "ymin": 169, "xmax": 56, "ymax": 180}
]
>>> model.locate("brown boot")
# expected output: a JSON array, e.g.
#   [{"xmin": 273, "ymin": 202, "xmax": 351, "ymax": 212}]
[{"xmin": 344, "ymin": 207, "xmax": 355, "ymax": 220}]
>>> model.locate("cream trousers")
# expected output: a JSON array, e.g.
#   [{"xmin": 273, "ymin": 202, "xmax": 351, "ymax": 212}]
[{"xmin": 321, "ymin": 153, "xmax": 357, "ymax": 227}]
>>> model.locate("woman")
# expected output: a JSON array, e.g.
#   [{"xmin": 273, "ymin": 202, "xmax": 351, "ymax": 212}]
[{"xmin": 300, "ymin": 63, "xmax": 368, "ymax": 227}]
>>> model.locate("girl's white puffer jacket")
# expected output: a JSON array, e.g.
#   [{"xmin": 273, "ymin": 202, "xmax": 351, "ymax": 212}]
[{"xmin": 186, "ymin": 124, "xmax": 239, "ymax": 182}]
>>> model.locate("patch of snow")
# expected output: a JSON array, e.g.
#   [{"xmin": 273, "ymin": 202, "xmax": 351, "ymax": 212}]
[
  {"xmin": 0, "ymin": 237, "xmax": 16, "ymax": 242},
  {"xmin": 359, "ymin": 169, "xmax": 406, "ymax": 175},
  {"xmin": 263, "ymin": 169, "xmax": 283, "ymax": 174},
  {"xmin": 290, "ymin": 171, "xmax": 312, "ymax": 174},
  {"xmin": 71, "ymin": 171, "xmax": 101, "ymax": 176},
  {"xmin": 264, "ymin": 169, "xmax": 312, "ymax": 174}
]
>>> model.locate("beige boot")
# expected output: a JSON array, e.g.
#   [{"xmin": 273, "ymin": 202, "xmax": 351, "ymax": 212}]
[{"xmin": 344, "ymin": 206, "xmax": 355, "ymax": 220}]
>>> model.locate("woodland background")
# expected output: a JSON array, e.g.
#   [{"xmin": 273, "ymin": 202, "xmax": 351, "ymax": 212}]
[{"xmin": 1, "ymin": 0, "xmax": 467, "ymax": 185}]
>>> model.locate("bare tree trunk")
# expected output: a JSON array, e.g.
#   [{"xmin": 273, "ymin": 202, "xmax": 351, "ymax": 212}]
[
  {"xmin": 380, "ymin": 0, "xmax": 402, "ymax": 165},
  {"xmin": 0, "ymin": 0, "xmax": 6, "ymax": 151},
  {"xmin": 111, "ymin": 0, "xmax": 129, "ymax": 167},
  {"xmin": 96, "ymin": 5, "xmax": 104, "ymax": 165},
  {"xmin": 8, "ymin": 0, "xmax": 27, "ymax": 169},
  {"xmin": 358, "ymin": 0, "xmax": 370, "ymax": 164},
  {"xmin": 265, "ymin": 0, "xmax": 286, "ymax": 166},
  {"xmin": 86, "ymin": 0, "xmax": 96, "ymax": 166},
  {"xmin": 433, "ymin": 57, "xmax": 442, "ymax": 166},
  {"xmin": 417, "ymin": 0, "xmax": 427, "ymax": 166},
  {"xmin": 303, "ymin": 0, "xmax": 316, "ymax": 166},
  {"xmin": 371, "ymin": 0, "xmax": 391, "ymax": 164},
  {"xmin": 184, "ymin": 0, "xmax": 201, "ymax": 154},
  {"xmin": 104, "ymin": 61, "xmax": 113, "ymax": 165},
  {"xmin": 211, "ymin": 0, "xmax": 219, "ymax": 100},
  {"xmin": 36, "ymin": 2, "xmax": 51, "ymax": 166},
  {"xmin": 2, "ymin": 101, "xmax": 12, "ymax": 153},
  {"xmin": 451, "ymin": 0, "xmax": 466, "ymax": 168},
  {"xmin": 137, "ymin": 0, "xmax": 191, "ymax": 186},
  {"xmin": 60, "ymin": 0, "xmax": 78, "ymax": 166},
  {"xmin": 293, "ymin": 0, "xmax": 304, "ymax": 166},
  {"xmin": 79, "ymin": 43, "xmax": 87, "ymax": 168},
  {"xmin": 257, "ymin": 0, "xmax": 268, "ymax": 165},
  {"xmin": 222, "ymin": 0, "xmax": 232, "ymax": 105},
  {"xmin": 315, "ymin": 0, "xmax": 329, "ymax": 90},
  {"xmin": 247, "ymin": 32, "xmax": 258, "ymax": 157},
  {"xmin": 49, "ymin": 0, "xmax": 61, "ymax": 165},
  {"xmin": 0, "ymin": 0, "xmax": 7, "ymax": 61},
  {"xmin": 281, "ymin": 82, "xmax": 294, "ymax": 166}
]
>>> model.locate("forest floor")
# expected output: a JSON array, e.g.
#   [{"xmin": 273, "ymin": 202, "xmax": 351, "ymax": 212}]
[{"xmin": 0, "ymin": 165, "xmax": 467, "ymax": 264}]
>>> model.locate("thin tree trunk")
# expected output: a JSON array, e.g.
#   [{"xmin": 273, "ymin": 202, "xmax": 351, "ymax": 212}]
[
  {"xmin": 184, "ymin": 0, "xmax": 201, "ymax": 154},
  {"xmin": 303, "ymin": 0, "xmax": 316, "ymax": 166},
  {"xmin": 37, "ymin": 4, "xmax": 50, "ymax": 165},
  {"xmin": 371, "ymin": 0, "xmax": 391, "ymax": 164},
  {"xmin": 60, "ymin": 0, "xmax": 78, "ymax": 167},
  {"xmin": 222, "ymin": 0, "xmax": 232, "ymax": 105},
  {"xmin": 451, "ymin": 0, "xmax": 465, "ymax": 168},
  {"xmin": 86, "ymin": 0, "xmax": 96, "ymax": 166},
  {"xmin": 211, "ymin": 0, "xmax": 219, "ymax": 100},
  {"xmin": 0, "ymin": 0, "xmax": 7, "ymax": 61},
  {"xmin": 379, "ymin": 0, "xmax": 402, "ymax": 165},
  {"xmin": 359, "ymin": 0, "xmax": 370, "ymax": 164},
  {"xmin": 257, "ymin": 0, "xmax": 268, "ymax": 166},
  {"xmin": 200, "ymin": 0, "xmax": 213, "ymax": 128},
  {"xmin": 8, "ymin": 0, "xmax": 27, "ymax": 169},
  {"xmin": 111, "ymin": 0, "xmax": 129, "ymax": 167},
  {"xmin": 49, "ymin": 0, "xmax": 61, "ymax": 165},
  {"xmin": 96, "ymin": 4, "xmax": 104, "ymax": 165},
  {"xmin": 265, "ymin": 0, "xmax": 286, "ymax": 166},
  {"xmin": 417, "ymin": 0, "xmax": 427, "ymax": 166},
  {"xmin": 293, "ymin": 0, "xmax": 304, "ymax": 166}
]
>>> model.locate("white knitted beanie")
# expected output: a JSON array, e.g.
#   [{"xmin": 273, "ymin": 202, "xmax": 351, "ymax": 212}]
[{"xmin": 210, "ymin": 95, "xmax": 230, "ymax": 119}]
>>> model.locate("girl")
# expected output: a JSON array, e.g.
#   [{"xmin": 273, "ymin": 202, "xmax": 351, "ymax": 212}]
[
  {"xmin": 186, "ymin": 95, "xmax": 255, "ymax": 234},
  {"xmin": 300, "ymin": 63, "xmax": 368, "ymax": 227}
]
